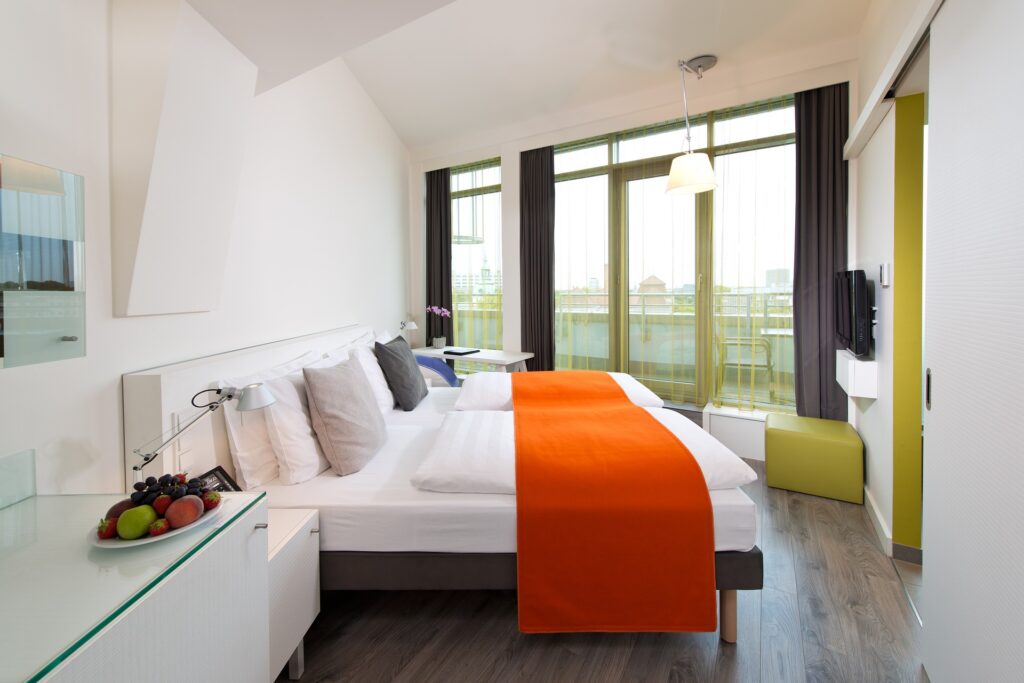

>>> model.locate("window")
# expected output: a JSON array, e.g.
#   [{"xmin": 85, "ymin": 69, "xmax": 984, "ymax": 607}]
[
  {"xmin": 553, "ymin": 97, "xmax": 796, "ymax": 410},
  {"xmin": 450, "ymin": 159, "xmax": 502, "ymax": 367}
]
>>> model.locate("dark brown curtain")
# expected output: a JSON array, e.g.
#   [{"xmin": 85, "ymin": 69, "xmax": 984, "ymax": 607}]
[
  {"xmin": 425, "ymin": 168, "xmax": 453, "ymax": 343},
  {"xmin": 793, "ymin": 83, "xmax": 849, "ymax": 420},
  {"xmin": 519, "ymin": 146, "xmax": 555, "ymax": 371}
]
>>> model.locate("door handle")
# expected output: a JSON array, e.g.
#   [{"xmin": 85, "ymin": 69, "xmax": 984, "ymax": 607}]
[
  {"xmin": 925, "ymin": 368, "xmax": 932, "ymax": 410},
  {"xmin": 60, "ymin": 335, "xmax": 79, "ymax": 342}
]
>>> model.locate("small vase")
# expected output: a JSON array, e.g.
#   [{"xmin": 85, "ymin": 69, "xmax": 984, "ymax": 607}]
[{"xmin": 432, "ymin": 337, "xmax": 447, "ymax": 349}]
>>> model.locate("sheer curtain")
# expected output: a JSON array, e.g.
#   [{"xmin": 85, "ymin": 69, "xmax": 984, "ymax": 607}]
[{"xmin": 713, "ymin": 143, "xmax": 796, "ymax": 410}]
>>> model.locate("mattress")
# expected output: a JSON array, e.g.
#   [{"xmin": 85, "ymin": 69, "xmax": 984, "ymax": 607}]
[{"xmin": 258, "ymin": 389, "xmax": 758, "ymax": 554}]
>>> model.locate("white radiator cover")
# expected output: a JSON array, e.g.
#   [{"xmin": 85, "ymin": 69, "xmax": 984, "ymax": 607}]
[{"xmin": 702, "ymin": 405, "xmax": 768, "ymax": 462}]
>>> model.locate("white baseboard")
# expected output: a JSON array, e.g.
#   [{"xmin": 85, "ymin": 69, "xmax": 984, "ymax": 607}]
[{"xmin": 864, "ymin": 486, "xmax": 893, "ymax": 556}]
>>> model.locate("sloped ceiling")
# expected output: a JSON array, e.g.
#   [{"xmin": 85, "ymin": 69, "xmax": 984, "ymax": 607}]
[
  {"xmin": 188, "ymin": 0, "xmax": 870, "ymax": 148},
  {"xmin": 187, "ymin": 0, "xmax": 459, "ymax": 92},
  {"xmin": 343, "ymin": 0, "xmax": 870, "ymax": 149}
]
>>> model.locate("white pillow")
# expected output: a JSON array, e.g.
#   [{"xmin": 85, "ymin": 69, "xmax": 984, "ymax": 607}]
[
  {"xmin": 263, "ymin": 358, "xmax": 336, "ymax": 485},
  {"xmin": 352, "ymin": 344, "xmax": 396, "ymax": 414},
  {"xmin": 454, "ymin": 371, "xmax": 665, "ymax": 411},
  {"xmin": 220, "ymin": 349, "xmax": 321, "ymax": 489},
  {"xmin": 644, "ymin": 408, "xmax": 758, "ymax": 490}
]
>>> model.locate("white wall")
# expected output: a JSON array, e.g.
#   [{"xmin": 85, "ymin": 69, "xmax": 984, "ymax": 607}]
[
  {"xmin": 856, "ymin": 0, "xmax": 922, "ymax": 113},
  {"xmin": 0, "ymin": 0, "xmax": 409, "ymax": 494},
  {"xmin": 921, "ymin": 0, "xmax": 1024, "ymax": 678},
  {"xmin": 852, "ymin": 108, "xmax": 896, "ymax": 550},
  {"xmin": 405, "ymin": 51, "xmax": 859, "ymax": 353}
]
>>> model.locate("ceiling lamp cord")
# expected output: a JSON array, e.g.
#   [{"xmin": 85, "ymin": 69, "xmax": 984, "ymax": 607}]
[{"xmin": 678, "ymin": 59, "xmax": 704, "ymax": 155}]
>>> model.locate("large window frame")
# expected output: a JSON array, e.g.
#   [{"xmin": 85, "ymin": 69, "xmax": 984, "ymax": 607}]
[
  {"xmin": 449, "ymin": 158, "xmax": 503, "ymax": 362},
  {"xmin": 554, "ymin": 97, "xmax": 796, "ymax": 409}
]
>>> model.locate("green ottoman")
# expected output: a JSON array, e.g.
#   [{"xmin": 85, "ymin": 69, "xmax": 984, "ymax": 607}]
[{"xmin": 765, "ymin": 414, "xmax": 864, "ymax": 504}]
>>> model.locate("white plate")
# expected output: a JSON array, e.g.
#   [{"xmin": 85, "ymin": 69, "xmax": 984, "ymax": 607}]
[{"xmin": 88, "ymin": 502, "xmax": 228, "ymax": 549}]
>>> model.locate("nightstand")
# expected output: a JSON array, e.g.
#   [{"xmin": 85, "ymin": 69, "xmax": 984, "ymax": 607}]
[{"xmin": 268, "ymin": 508, "xmax": 320, "ymax": 680}]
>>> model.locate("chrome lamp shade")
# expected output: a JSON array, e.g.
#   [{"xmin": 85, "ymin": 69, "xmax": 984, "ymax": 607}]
[{"xmin": 235, "ymin": 382, "xmax": 276, "ymax": 411}]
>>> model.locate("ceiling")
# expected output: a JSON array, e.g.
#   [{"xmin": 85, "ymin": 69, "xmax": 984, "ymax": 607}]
[
  {"xmin": 187, "ymin": 0, "xmax": 459, "ymax": 92},
  {"xmin": 190, "ymin": 0, "xmax": 871, "ymax": 149},
  {"xmin": 343, "ymin": 0, "xmax": 871, "ymax": 149}
]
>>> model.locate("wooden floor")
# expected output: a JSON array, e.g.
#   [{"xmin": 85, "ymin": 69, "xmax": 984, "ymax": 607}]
[{"xmin": 281, "ymin": 461, "xmax": 926, "ymax": 682}]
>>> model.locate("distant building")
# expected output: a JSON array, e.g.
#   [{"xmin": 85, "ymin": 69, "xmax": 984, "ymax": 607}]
[{"xmin": 766, "ymin": 268, "xmax": 791, "ymax": 291}]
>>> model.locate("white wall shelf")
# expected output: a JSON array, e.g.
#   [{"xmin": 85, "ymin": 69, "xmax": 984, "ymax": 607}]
[{"xmin": 837, "ymin": 349, "xmax": 879, "ymax": 399}]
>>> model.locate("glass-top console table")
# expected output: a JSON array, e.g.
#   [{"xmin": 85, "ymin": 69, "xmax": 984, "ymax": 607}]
[{"xmin": 0, "ymin": 492, "xmax": 265, "ymax": 682}]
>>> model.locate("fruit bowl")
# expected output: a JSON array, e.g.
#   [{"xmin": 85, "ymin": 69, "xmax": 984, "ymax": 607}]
[
  {"xmin": 90, "ymin": 472, "xmax": 229, "ymax": 549},
  {"xmin": 89, "ymin": 502, "xmax": 228, "ymax": 549}
]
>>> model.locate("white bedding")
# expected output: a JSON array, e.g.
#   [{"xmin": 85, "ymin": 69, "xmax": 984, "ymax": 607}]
[
  {"xmin": 411, "ymin": 407, "xmax": 758, "ymax": 494},
  {"xmin": 257, "ymin": 390, "xmax": 759, "ymax": 554},
  {"xmin": 454, "ymin": 371, "xmax": 665, "ymax": 411}
]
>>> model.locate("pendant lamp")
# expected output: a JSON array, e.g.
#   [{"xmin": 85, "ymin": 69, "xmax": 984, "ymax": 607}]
[{"xmin": 667, "ymin": 55, "xmax": 718, "ymax": 195}]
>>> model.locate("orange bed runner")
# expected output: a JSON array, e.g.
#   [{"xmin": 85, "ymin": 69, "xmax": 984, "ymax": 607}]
[{"xmin": 512, "ymin": 370, "xmax": 716, "ymax": 633}]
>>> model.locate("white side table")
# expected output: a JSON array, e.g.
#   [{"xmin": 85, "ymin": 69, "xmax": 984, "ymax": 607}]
[
  {"xmin": 268, "ymin": 508, "xmax": 320, "ymax": 680},
  {"xmin": 412, "ymin": 347, "xmax": 534, "ymax": 372}
]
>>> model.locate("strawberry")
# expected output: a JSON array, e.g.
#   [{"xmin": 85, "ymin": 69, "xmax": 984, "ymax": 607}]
[
  {"xmin": 201, "ymin": 490, "xmax": 221, "ymax": 511},
  {"xmin": 97, "ymin": 518, "xmax": 118, "ymax": 540},
  {"xmin": 173, "ymin": 473, "xmax": 188, "ymax": 485},
  {"xmin": 152, "ymin": 494, "xmax": 173, "ymax": 517},
  {"xmin": 149, "ymin": 519, "xmax": 171, "ymax": 537}
]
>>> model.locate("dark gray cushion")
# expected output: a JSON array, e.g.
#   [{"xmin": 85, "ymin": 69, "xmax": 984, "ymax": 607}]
[
  {"xmin": 373, "ymin": 336, "xmax": 429, "ymax": 411},
  {"xmin": 303, "ymin": 360, "xmax": 387, "ymax": 476}
]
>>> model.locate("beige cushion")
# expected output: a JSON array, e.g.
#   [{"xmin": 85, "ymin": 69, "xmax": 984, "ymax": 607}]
[{"xmin": 302, "ymin": 360, "xmax": 387, "ymax": 476}]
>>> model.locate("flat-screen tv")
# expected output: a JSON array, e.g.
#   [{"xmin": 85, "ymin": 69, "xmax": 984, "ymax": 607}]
[{"xmin": 835, "ymin": 269, "xmax": 872, "ymax": 357}]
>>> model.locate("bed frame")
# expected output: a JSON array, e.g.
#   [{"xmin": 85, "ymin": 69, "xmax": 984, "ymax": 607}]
[{"xmin": 122, "ymin": 325, "xmax": 763, "ymax": 643}]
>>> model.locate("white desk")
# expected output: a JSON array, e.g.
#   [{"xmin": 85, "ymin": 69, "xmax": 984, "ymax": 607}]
[{"xmin": 413, "ymin": 347, "xmax": 533, "ymax": 372}]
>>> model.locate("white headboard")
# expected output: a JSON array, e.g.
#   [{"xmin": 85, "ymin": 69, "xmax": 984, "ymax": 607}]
[{"xmin": 121, "ymin": 324, "xmax": 374, "ymax": 491}]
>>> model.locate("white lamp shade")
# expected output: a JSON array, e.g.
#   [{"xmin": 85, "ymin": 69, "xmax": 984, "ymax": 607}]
[
  {"xmin": 236, "ymin": 383, "xmax": 276, "ymax": 411},
  {"xmin": 405, "ymin": 321, "xmax": 419, "ymax": 331},
  {"xmin": 666, "ymin": 152, "xmax": 717, "ymax": 194}
]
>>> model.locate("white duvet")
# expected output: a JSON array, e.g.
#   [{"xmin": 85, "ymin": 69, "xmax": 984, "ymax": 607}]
[
  {"xmin": 454, "ymin": 371, "xmax": 665, "ymax": 411},
  {"xmin": 411, "ymin": 408, "xmax": 758, "ymax": 495}
]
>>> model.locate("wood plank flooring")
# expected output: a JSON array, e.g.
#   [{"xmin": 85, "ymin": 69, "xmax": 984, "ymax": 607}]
[{"xmin": 279, "ymin": 461, "xmax": 926, "ymax": 682}]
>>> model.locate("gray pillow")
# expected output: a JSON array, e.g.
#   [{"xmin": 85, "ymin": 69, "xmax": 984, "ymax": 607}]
[
  {"xmin": 373, "ymin": 336, "xmax": 429, "ymax": 411},
  {"xmin": 302, "ymin": 360, "xmax": 387, "ymax": 476}
]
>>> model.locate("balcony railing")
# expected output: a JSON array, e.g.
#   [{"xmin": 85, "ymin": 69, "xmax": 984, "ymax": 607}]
[{"xmin": 451, "ymin": 289, "xmax": 796, "ymax": 408}]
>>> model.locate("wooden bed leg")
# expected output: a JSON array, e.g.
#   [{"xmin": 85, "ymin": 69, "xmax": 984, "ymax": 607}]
[{"xmin": 719, "ymin": 589, "xmax": 737, "ymax": 644}]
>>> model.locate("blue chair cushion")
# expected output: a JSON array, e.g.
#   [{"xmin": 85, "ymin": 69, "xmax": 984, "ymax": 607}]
[{"xmin": 415, "ymin": 356, "xmax": 461, "ymax": 388}]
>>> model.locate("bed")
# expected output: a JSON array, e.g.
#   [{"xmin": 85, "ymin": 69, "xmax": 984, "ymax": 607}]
[{"xmin": 122, "ymin": 325, "xmax": 763, "ymax": 642}]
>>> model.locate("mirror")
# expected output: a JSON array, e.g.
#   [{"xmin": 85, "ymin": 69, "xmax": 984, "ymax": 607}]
[{"xmin": 0, "ymin": 155, "xmax": 85, "ymax": 368}]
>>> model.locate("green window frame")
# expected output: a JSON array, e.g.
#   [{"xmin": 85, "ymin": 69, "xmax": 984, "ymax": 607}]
[
  {"xmin": 553, "ymin": 96, "xmax": 797, "ymax": 410},
  {"xmin": 450, "ymin": 158, "xmax": 503, "ymax": 364}
]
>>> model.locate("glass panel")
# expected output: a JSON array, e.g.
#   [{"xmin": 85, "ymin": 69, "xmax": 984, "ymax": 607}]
[
  {"xmin": 451, "ymin": 163, "xmax": 500, "ymax": 192},
  {"xmin": 0, "ymin": 492, "xmax": 264, "ymax": 683},
  {"xmin": 451, "ymin": 191, "xmax": 502, "ymax": 361},
  {"xmin": 0, "ymin": 155, "xmax": 85, "ymax": 369},
  {"xmin": 554, "ymin": 142, "xmax": 608, "ymax": 175},
  {"xmin": 714, "ymin": 105, "xmax": 795, "ymax": 146},
  {"xmin": 555, "ymin": 175, "xmax": 609, "ymax": 369},
  {"xmin": 626, "ymin": 176, "xmax": 698, "ymax": 402},
  {"xmin": 618, "ymin": 124, "xmax": 708, "ymax": 163},
  {"xmin": 0, "ymin": 449, "xmax": 35, "ymax": 510},
  {"xmin": 713, "ymin": 144, "xmax": 796, "ymax": 409}
]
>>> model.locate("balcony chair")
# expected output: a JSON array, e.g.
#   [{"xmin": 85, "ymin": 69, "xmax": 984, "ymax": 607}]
[{"xmin": 715, "ymin": 336, "xmax": 775, "ymax": 403}]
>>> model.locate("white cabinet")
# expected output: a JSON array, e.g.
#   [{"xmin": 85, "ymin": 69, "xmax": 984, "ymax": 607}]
[
  {"xmin": 267, "ymin": 508, "xmax": 320, "ymax": 681},
  {"xmin": 46, "ymin": 496, "xmax": 269, "ymax": 682},
  {"xmin": 836, "ymin": 349, "xmax": 878, "ymax": 399}
]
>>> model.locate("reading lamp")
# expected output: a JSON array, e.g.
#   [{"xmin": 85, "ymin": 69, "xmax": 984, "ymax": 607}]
[{"xmin": 132, "ymin": 383, "xmax": 275, "ymax": 477}]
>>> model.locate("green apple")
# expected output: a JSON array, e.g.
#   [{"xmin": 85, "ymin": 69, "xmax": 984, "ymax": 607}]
[{"xmin": 116, "ymin": 504, "xmax": 157, "ymax": 540}]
